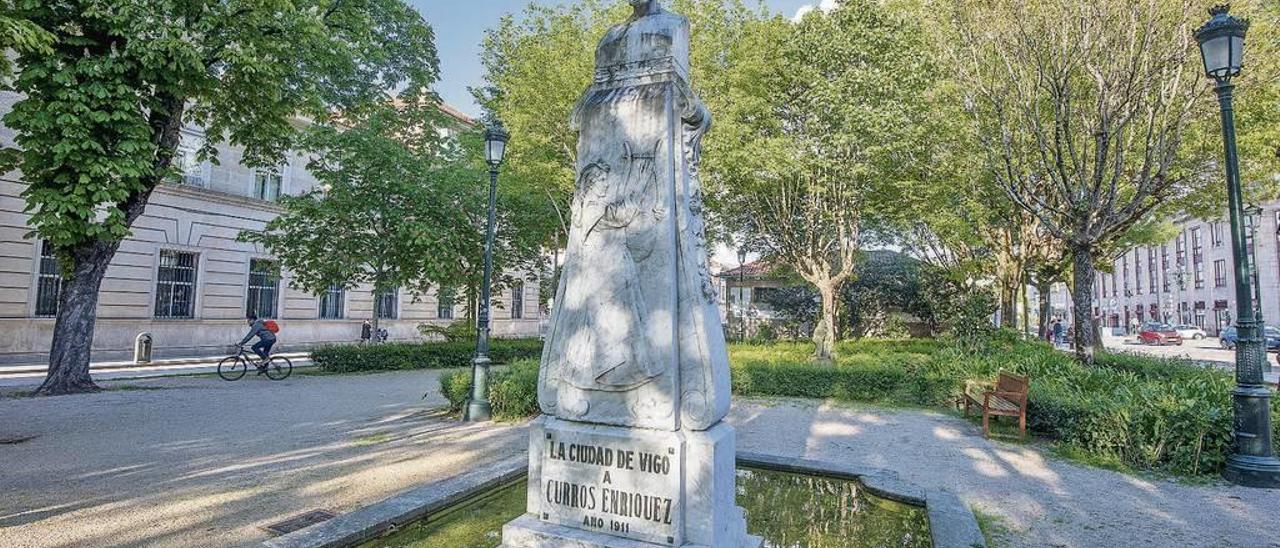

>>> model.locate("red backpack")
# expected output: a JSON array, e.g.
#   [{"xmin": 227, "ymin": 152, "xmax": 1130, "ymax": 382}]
[{"xmin": 264, "ymin": 320, "xmax": 280, "ymax": 334}]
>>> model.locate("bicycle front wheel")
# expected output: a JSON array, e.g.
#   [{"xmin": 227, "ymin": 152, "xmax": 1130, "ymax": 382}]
[
  {"xmin": 217, "ymin": 356, "xmax": 247, "ymax": 381},
  {"xmin": 265, "ymin": 356, "xmax": 293, "ymax": 380}
]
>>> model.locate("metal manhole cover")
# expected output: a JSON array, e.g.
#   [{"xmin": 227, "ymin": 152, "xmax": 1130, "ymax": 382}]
[{"xmin": 264, "ymin": 509, "xmax": 337, "ymax": 536}]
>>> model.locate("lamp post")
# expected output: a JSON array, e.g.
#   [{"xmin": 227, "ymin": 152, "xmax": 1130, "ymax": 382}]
[
  {"xmin": 1196, "ymin": 4, "xmax": 1280, "ymax": 488},
  {"xmin": 1245, "ymin": 204, "xmax": 1263, "ymax": 324},
  {"xmin": 736, "ymin": 247, "xmax": 747, "ymax": 341},
  {"xmin": 465, "ymin": 121, "xmax": 509, "ymax": 423}
]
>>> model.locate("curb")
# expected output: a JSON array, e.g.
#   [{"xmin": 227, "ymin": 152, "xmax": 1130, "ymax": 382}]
[{"xmin": 0, "ymin": 353, "xmax": 312, "ymax": 375}]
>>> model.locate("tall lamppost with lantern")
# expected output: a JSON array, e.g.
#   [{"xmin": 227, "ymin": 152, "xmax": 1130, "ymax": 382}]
[
  {"xmin": 1194, "ymin": 3, "xmax": 1280, "ymax": 487},
  {"xmin": 464, "ymin": 121, "xmax": 510, "ymax": 423}
]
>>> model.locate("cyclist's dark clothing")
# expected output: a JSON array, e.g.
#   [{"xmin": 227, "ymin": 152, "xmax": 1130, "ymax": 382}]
[{"xmin": 239, "ymin": 319, "xmax": 277, "ymax": 360}]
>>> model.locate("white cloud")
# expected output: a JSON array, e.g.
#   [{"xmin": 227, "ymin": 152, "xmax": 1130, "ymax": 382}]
[{"xmin": 791, "ymin": 0, "xmax": 839, "ymax": 22}]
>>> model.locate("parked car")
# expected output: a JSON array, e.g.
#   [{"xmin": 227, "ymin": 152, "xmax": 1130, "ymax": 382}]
[
  {"xmin": 1219, "ymin": 325, "xmax": 1280, "ymax": 350},
  {"xmin": 1138, "ymin": 323, "xmax": 1183, "ymax": 346},
  {"xmin": 1173, "ymin": 324, "xmax": 1207, "ymax": 340}
]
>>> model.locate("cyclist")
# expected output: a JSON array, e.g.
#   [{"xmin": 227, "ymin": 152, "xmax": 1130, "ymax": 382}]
[{"xmin": 238, "ymin": 314, "xmax": 277, "ymax": 374}]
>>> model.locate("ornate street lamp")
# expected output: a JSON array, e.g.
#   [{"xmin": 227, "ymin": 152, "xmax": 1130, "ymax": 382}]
[
  {"xmin": 465, "ymin": 121, "xmax": 510, "ymax": 423},
  {"xmin": 1195, "ymin": 4, "xmax": 1280, "ymax": 488},
  {"xmin": 737, "ymin": 247, "xmax": 747, "ymax": 341}
]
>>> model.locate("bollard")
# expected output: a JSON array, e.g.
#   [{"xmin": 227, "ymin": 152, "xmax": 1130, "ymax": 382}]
[{"xmin": 134, "ymin": 332, "xmax": 153, "ymax": 364}]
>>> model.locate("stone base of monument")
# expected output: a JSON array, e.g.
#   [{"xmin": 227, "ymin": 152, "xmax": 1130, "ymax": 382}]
[{"xmin": 500, "ymin": 415, "xmax": 762, "ymax": 548}]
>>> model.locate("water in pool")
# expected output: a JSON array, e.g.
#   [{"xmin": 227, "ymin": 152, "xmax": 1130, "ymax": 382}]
[{"xmin": 361, "ymin": 467, "xmax": 930, "ymax": 548}]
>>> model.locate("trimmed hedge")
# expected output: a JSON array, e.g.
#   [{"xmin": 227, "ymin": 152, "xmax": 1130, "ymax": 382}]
[
  {"xmin": 441, "ymin": 359, "xmax": 540, "ymax": 420},
  {"xmin": 445, "ymin": 336, "xmax": 1278, "ymax": 477},
  {"xmin": 311, "ymin": 339, "xmax": 543, "ymax": 373}
]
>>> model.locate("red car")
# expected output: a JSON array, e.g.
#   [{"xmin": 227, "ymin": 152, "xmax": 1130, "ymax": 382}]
[{"xmin": 1138, "ymin": 323, "xmax": 1183, "ymax": 346}]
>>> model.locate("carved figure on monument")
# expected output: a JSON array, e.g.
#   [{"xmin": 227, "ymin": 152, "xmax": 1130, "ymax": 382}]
[
  {"xmin": 538, "ymin": 0, "xmax": 731, "ymax": 433},
  {"xmin": 505, "ymin": 2, "xmax": 759, "ymax": 546}
]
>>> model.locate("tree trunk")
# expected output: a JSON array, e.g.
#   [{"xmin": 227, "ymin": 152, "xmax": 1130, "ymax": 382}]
[
  {"xmin": 999, "ymin": 283, "xmax": 1017, "ymax": 329},
  {"xmin": 1036, "ymin": 279, "xmax": 1052, "ymax": 340},
  {"xmin": 34, "ymin": 240, "xmax": 120, "ymax": 395},
  {"xmin": 813, "ymin": 282, "xmax": 838, "ymax": 362},
  {"xmin": 34, "ymin": 94, "xmax": 185, "ymax": 395},
  {"xmin": 370, "ymin": 288, "xmax": 381, "ymax": 341},
  {"xmin": 1070, "ymin": 246, "xmax": 1097, "ymax": 364},
  {"xmin": 1020, "ymin": 283, "xmax": 1030, "ymax": 336}
]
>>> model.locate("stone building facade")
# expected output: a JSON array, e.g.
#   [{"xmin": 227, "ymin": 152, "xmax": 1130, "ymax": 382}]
[
  {"xmin": 1092, "ymin": 201, "xmax": 1280, "ymax": 336},
  {"xmin": 0, "ymin": 94, "xmax": 541, "ymax": 364}
]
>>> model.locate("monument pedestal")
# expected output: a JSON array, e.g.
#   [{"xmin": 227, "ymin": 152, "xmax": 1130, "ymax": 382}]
[{"xmin": 501, "ymin": 416, "xmax": 760, "ymax": 548}]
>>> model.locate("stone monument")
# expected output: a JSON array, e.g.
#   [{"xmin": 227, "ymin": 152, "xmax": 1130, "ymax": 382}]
[{"xmin": 500, "ymin": 1, "xmax": 759, "ymax": 547}]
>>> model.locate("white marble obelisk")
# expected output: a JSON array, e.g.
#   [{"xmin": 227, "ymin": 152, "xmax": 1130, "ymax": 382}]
[{"xmin": 500, "ymin": 2, "xmax": 758, "ymax": 547}]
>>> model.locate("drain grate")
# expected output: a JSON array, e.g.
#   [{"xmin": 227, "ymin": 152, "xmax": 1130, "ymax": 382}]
[{"xmin": 264, "ymin": 509, "xmax": 337, "ymax": 536}]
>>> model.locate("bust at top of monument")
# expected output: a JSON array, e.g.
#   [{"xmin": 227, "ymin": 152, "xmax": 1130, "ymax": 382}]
[{"xmin": 594, "ymin": 0, "xmax": 690, "ymax": 84}]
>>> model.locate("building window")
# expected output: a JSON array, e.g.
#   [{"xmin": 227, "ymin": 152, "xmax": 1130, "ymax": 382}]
[
  {"xmin": 246, "ymin": 258, "xmax": 279, "ymax": 319},
  {"xmin": 1122, "ymin": 256, "xmax": 1130, "ymax": 294},
  {"xmin": 1212, "ymin": 222, "xmax": 1224, "ymax": 248},
  {"xmin": 155, "ymin": 250, "xmax": 198, "ymax": 318},
  {"xmin": 319, "ymin": 284, "xmax": 344, "ymax": 319},
  {"xmin": 169, "ymin": 147, "xmax": 205, "ymax": 187},
  {"xmin": 510, "ymin": 282, "xmax": 525, "ymax": 319},
  {"xmin": 1176, "ymin": 235, "xmax": 1186, "ymax": 266},
  {"xmin": 436, "ymin": 287, "xmax": 455, "ymax": 320},
  {"xmin": 1190, "ymin": 227, "xmax": 1202, "ymax": 264},
  {"xmin": 375, "ymin": 287, "xmax": 398, "ymax": 320},
  {"xmin": 253, "ymin": 167, "xmax": 283, "ymax": 201},
  {"xmin": 34, "ymin": 241, "xmax": 62, "ymax": 317},
  {"xmin": 1147, "ymin": 248, "xmax": 1157, "ymax": 292},
  {"xmin": 1215, "ymin": 260, "xmax": 1227, "ymax": 288},
  {"xmin": 1194, "ymin": 263, "xmax": 1204, "ymax": 289}
]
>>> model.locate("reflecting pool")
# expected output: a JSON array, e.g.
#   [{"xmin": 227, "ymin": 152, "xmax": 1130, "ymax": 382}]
[{"xmin": 361, "ymin": 467, "xmax": 930, "ymax": 548}]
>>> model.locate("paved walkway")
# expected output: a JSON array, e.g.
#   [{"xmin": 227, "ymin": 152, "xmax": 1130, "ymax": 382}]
[
  {"xmin": 729, "ymin": 399, "xmax": 1280, "ymax": 548},
  {"xmin": 0, "ymin": 370, "xmax": 524, "ymax": 548},
  {"xmin": 3, "ymin": 372, "xmax": 1278, "ymax": 548}
]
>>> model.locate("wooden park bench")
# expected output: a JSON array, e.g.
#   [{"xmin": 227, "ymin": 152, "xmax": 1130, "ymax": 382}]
[{"xmin": 963, "ymin": 372, "xmax": 1029, "ymax": 438}]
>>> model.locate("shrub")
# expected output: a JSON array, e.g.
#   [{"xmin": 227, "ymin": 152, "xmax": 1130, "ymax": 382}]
[
  {"xmin": 490, "ymin": 359, "xmax": 541, "ymax": 420},
  {"xmin": 441, "ymin": 369, "xmax": 472, "ymax": 413},
  {"xmin": 311, "ymin": 338, "xmax": 543, "ymax": 373},
  {"xmin": 439, "ymin": 359, "xmax": 540, "ymax": 420},
  {"xmin": 417, "ymin": 319, "xmax": 474, "ymax": 342}
]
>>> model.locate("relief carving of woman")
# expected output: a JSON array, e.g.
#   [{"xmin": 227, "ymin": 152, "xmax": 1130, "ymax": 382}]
[{"xmin": 557, "ymin": 142, "xmax": 665, "ymax": 406}]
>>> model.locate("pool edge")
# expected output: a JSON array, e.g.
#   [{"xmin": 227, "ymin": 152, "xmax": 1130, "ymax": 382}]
[{"xmin": 265, "ymin": 451, "xmax": 986, "ymax": 548}]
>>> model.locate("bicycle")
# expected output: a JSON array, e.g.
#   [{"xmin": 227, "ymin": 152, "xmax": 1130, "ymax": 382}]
[{"xmin": 218, "ymin": 345, "xmax": 292, "ymax": 381}]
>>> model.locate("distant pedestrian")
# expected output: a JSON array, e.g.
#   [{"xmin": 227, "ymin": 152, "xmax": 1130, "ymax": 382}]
[
  {"xmin": 361, "ymin": 319, "xmax": 372, "ymax": 344},
  {"xmin": 1053, "ymin": 320, "xmax": 1066, "ymax": 346}
]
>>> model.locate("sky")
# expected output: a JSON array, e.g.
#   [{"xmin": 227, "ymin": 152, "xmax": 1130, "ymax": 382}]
[{"xmin": 410, "ymin": 0, "xmax": 827, "ymax": 118}]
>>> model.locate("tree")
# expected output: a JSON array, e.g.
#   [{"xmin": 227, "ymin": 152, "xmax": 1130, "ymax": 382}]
[
  {"xmin": 239, "ymin": 103, "xmax": 447, "ymax": 337},
  {"xmin": 2, "ymin": 0, "xmax": 440, "ymax": 394},
  {"xmin": 423, "ymin": 130, "xmax": 557, "ymax": 323},
  {"xmin": 713, "ymin": 1, "xmax": 936, "ymax": 360},
  {"xmin": 474, "ymin": 0, "xmax": 768, "ymax": 257},
  {"xmin": 945, "ymin": 0, "xmax": 1210, "ymax": 363}
]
